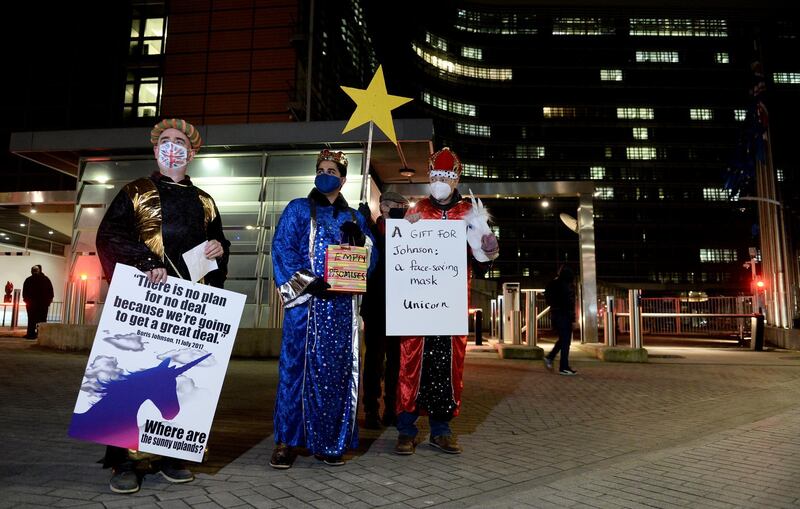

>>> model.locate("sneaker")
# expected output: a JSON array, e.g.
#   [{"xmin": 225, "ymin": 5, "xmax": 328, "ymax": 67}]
[
  {"xmin": 559, "ymin": 368, "xmax": 578, "ymax": 376},
  {"xmin": 394, "ymin": 434, "xmax": 416, "ymax": 455},
  {"xmin": 159, "ymin": 459, "xmax": 194, "ymax": 483},
  {"xmin": 314, "ymin": 454, "xmax": 345, "ymax": 466},
  {"xmin": 429, "ymin": 435, "xmax": 462, "ymax": 454},
  {"xmin": 109, "ymin": 464, "xmax": 140, "ymax": 494},
  {"xmin": 269, "ymin": 443, "xmax": 294, "ymax": 469},
  {"xmin": 544, "ymin": 357, "xmax": 553, "ymax": 370},
  {"xmin": 364, "ymin": 411, "xmax": 382, "ymax": 430}
]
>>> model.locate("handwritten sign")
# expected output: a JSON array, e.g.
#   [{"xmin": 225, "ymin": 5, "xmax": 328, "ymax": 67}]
[
  {"xmin": 325, "ymin": 245, "xmax": 368, "ymax": 293},
  {"xmin": 385, "ymin": 219, "xmax": 467, "ymax": 335},
  {"xmin": 68, "ymin": 263, "xmax": 245, "ymax": 462}
]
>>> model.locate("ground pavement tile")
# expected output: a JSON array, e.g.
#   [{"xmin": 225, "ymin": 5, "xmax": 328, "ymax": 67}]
[{"xmin": 2, "ymin": 340, "xmax": 800, "ymax": 508}]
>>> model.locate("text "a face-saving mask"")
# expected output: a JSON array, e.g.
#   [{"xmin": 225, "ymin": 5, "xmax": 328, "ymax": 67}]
[{"xmin": 158, "ymin": 141, "xmax": 189, "ymax": 170}]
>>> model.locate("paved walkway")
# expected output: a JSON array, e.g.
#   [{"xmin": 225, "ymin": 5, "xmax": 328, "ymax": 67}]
[{"xmin": 1, "ymin": 335, "xmax": 800, "ymax": 508}]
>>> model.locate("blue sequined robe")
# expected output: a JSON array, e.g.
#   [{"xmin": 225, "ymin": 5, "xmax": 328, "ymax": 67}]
[{"xmin": 272, "ymin": 190, "xmax": 376, "ymax": 457}]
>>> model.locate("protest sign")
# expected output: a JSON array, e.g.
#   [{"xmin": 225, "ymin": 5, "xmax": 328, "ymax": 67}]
[
  {"xmin": 385, "ymin": 219, "xmax": 467, "ymax": 335},
  {"xmin": 325, "ymin": 244, "xmax": 368, "ymax": 293},
  {"xmin": 68, "ymin": 263, "xmax": 245, "ymax": 462}
]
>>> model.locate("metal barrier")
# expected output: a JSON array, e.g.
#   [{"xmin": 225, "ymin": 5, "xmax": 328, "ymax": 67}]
[
  {"xmin": 520, "ymin": 290, "xmax": 551, "ymax": 346},
  {"xmin": 604, "ymin": 296, "xmax": 616, "ymax": 346},
  {"xmin": 614, "ymin": 296, "xmax": 754, "ymax": 337}
]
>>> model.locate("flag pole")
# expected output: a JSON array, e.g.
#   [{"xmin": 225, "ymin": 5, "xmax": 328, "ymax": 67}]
[{"xmin": 360, "ymin": 121, "xmax": 374, "ymax": 203}]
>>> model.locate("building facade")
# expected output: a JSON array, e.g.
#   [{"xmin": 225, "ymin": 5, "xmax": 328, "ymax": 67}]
[{"xmin": 368, "ymin": 1, "xmax": 799, "ymax": 304}]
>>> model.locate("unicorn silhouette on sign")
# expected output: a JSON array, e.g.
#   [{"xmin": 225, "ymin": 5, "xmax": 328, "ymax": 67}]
[
  {"xmin": 68, "ymin": 353, "xmax": 212, "ymax": 449},
  {"xmin": 464, "ymin": 189, "xmax": 499, "ymax": 262}
]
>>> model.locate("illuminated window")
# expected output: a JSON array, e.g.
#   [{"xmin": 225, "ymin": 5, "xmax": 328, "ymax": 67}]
[
  {"xmin": 605, "ymin": 147, "xmax": 613, "ymax": 158},
  {"xmin": 690, "ymin": 108, "xmax": 713, "ymax": 120},
  {"xmin": 456, "ymin": 122, "xmax": 492, "ymax": 137},
  {"xmin": 703, "ymin": 188, "xmax": 732, "ymax": 201},
  {"xmin": 421, "ymin": 91, "xmax": 477, "ymax": 116},
  {"xmin": 777, "ymin": 168, "xmax": 784, "ymax": 182},
  {"xmin": 774, "ymin": 72, "xmax": 800, "ymax": 84},
  {"xmin": 522, "ymin": 268, "xmax": 530, "ymax": 277},
  {"xmin": 617, "ymin": 107, "xmax": 654, "ymax": 119},
  {"xmin": 629, "ymin": 18, "xmax": 728, "ymax": 37},
  {"xmin": 488, "ymin": 268, "xmax": 501, "ymax": 278},
  {"xmin": 632, "ymin": 127, "xmax": 649, "ymax": 140},
  {"xmin": 600, "ymin": 69, "xmax": 623, "ymax": 81},
  {"xmin": 595, "ymin": 187, "xmax": 614, "ymax": 200},
  {"xmin": 413, "ymin": 43, "xmax": 513, "ymax": 80},
  {"xmin": 129, "ymin": 17, "xmax": 166, "ymax": 56},
  {"xmin": 552, "ymin": 17, "xmax": 615, "ymax": 36},
  {"xmin": 515, "ymin": 145, "xmax": 545, "ymax": 159},
  {"xmin": 589, "ymin": 166, "xmax": 606, "ymax": 180},
  {"xmin": 626, "ymin": 147, "xmax": 657, "ymax": 160},
  {"xmin": 543, "ymin": 106, "xmax": 577, "ymax": 118},
  {"xmin": 125, "ymin": 15, "xmax": 165, "ymax": 119},
  {"xmin": 456, "ymin": 9, "xmax": 537, "ymax": 35},
  {"xmin": 425, "ymin": 32, "xmax": 448, "ymax": 52},
  {"xmin": 124, "ymin": 73, "xmax": 161, "ymax": 119},
  {"xmin": 462, "ymin": 163, "xmax": 488, "ymax": 177},
  {"xmin": 715, "ymin": 52, "xmax": 729, "ymax": 63},
  {"xmin": 734, "ymin": 109, "xmax": 746, "ymax": 121},
  {"xmin": 636, "ymin": 51, "xmax": 679, "ymax": 63},
  {"xmin": 461, "ymin": 46, "xmax": 482, "ymax": 60},
  {"xmin": 699, "ymin": 248, "xmax": 737, "ymax": 263}
]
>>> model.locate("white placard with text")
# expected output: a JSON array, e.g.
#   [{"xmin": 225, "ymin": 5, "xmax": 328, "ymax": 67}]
[
  {"xmin": 68, "ymin": 263, "xmax": 245, "ymax": 462},
  {"xmin": 385, "ymin": 219, "xmax": 467, "ymax": 336}
]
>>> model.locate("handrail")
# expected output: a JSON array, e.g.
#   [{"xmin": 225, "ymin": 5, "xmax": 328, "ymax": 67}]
[{"xmin": 616, "ymin": 312, "xmax": 757, "ymax": 318}]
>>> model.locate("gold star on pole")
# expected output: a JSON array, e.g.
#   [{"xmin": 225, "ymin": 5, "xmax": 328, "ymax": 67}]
[{"xmin": 340, "ymin": 65, "xmax": 412, "ymax": 145}]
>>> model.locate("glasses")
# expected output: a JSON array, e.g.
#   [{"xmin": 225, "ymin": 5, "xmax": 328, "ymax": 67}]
[{"xmin": 316, "ymin": 167, "xmax": 341, "ymax": 176}]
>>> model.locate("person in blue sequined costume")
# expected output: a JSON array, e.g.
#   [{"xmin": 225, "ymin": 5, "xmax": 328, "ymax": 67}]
[{"xmin": 269, "ymin": 149, "xmax": 376, "ymax": 469}]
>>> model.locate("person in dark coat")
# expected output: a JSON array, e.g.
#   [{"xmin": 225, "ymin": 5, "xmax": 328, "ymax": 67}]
[
  {"xmin": 358, "ymin": 191, "xmax": 409, "ymax": 429},
  {"xmin": 22, "ymin": 265, "xmax": 53, "ymax": 339},
  {"xmin": 544, "ymin": 266, "xmax": 578, "ymax": 375},
  {"xmin": 95, "ymin": 118, "xmax": 230, "ymax": 494}
]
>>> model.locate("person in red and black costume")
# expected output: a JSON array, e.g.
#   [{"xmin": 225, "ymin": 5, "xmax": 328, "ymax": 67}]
[{"xmin": 394, "ymin": 147, "xmax": 499, "ymax": 455}]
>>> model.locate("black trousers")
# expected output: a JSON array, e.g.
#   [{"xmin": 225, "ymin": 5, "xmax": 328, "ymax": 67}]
[
  {"xmin": 547, "ymin": 314, "xmax": 573, "ymax": 371},
  {"xmin": 25, "ymin": 304, "xmax": 48, "ymax": 338},
  {"xmin": 362, "ymin": 324, "xmax": 399, "ymax": 416}
]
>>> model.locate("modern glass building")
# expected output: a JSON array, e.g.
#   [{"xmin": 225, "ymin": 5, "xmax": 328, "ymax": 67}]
[
  {"xmin": 10, "ymin": 120, "xmax": 434, "ymax": 328},
  {"xmin": 368, "ymin": 1, "xmax": 799, "ymax": 307}
]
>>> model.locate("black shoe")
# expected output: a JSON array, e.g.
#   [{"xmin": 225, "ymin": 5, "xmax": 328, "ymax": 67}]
[
  {"xmin": 394, "ymin": 434, "xmax": 416, "ymax": 455},
  {"xmin": 314, "ymin": 454, "xmax": 345, "ymax": 466},
  {"xmin": 559, "ymin": 368, "xmax": 578, "ymax": 376},
  {"xmin": 269, "ymin": 443, "xmax": 294, "ymax": 469},
  {"xmin": 430, "ymin": 434, "xmax": 462, "ymax": 454},
  {"xmin": 364, "ymin": 411, "xmax": 382, "ymax": 430},
  {"xmin": 109, "ymin": 463, "xmax": 140, "ymax": 494},
  {"xmin": 23, "ymin": 335, "xmax": 37, "ymax": 340},
  {"xmin": 159, "ymin": 459, "xmax": 194, "ymax": 483}
]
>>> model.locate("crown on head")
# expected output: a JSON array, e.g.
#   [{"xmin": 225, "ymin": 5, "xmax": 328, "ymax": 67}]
[
  {"xmin": 317, "ymin": 149, "xmax": 348, "ymax": 169},
  {"xmin": 428, "ymin": 147, "xmax": 462, "ymax": 180}
]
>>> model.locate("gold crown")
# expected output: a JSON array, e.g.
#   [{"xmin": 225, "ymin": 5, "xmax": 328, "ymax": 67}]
[{"xmin": 317, "ymin": 149, "xmax": 348, "ymax": 169}]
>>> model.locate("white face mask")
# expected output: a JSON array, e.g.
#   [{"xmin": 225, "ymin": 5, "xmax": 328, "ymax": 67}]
[
  {"xmin": 158, "ymin": 141, "xmax": 189, "ymax": 170},
  {"xmin": 430, "ymin": 181, "xmax": 452, "ymax": 201}
]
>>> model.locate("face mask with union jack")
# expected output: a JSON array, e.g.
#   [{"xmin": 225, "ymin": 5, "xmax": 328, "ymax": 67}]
[{"xmin": 158, "ymin": 141, "xmax": 189, "ymax": 170}]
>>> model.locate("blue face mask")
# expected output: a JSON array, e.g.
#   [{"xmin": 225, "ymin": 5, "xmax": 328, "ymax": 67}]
[{"xmin": 315, "ymin": 173, "xmax": 342, "ymax": 193}]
